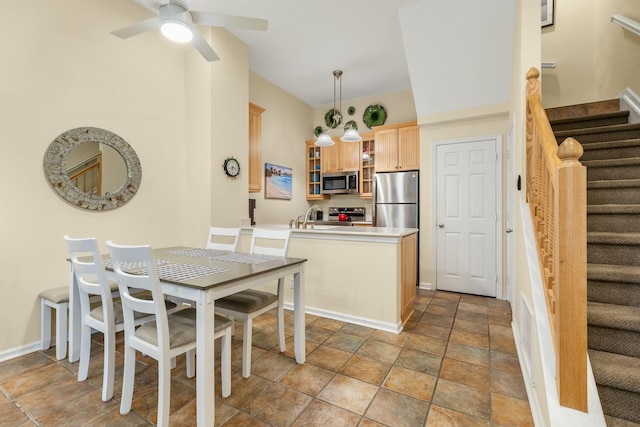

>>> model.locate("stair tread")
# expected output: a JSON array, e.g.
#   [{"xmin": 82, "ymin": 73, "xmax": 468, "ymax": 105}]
[
  {"xmin": 555, "ymin": 122, "xmax": 640, "ymax": 138},
  {"xmin": 589, "ymin": 349, "xmax": 640, "ymax": 394},
  {"xmin": 583, "ymin": 157, "xmax": 640, "ymax": 167},
  {"xmin": 546, "ymin": 99, "xmax": 620, "ymax": 120},
  {"xmin": 604, "ymin": 415, "xmax": 640, "ymax": 427},
  {"xmin": 588, "ymin": 179, "xmax": 640, "ymax": 188},
  {"xmin": 550, "ymin": 110, "xmax": 630, "ymax": 125},
  {"xmin": 588, "ymin": 232, "xmax": 640, "ymax": 244},
  {"xmin": 588, "ymin": 204, "xmax": 640, "ymax": 214},
  {"xmin": 588, "ymin": 302, "xmax": 640, "ymax": 332},
  {"xmin": 583, "ymin": 138, "xmax": 640, "ymax": 151},
  {"xmin": 588, "ymin": 263, "xmax": 640, "ymax": 283}
]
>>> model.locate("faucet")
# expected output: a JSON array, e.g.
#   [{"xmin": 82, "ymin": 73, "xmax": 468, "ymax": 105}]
[{"xmin": 302, "ymin": 205, "xmax": 321, "ymax": 229}]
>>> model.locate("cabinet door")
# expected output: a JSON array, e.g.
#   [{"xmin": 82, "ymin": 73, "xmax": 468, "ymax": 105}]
[
  {"xmin": 321, "ymin": 142, "xmax": 340, "ymax": 172},
  {"xmin": 374, "ymin": 128, "xmax": 399, "ymax": 172},
  {"xmin": 248, "ymin": 103, "xmax": 265, "ymax": 192},
  {"xmin": 398, "ymin": 126, "xmax": 420, "ymax": 171},
  {"xmin": 400, "ymin": 233, "xmax": 417, "ymax": 325},
  {"xmin": 306, "ymin": 141, "xmax": 326, "ymax": 200},
  {"xmin": 339, "ymin": 140, "xmax": 361, "ymax": 171}
]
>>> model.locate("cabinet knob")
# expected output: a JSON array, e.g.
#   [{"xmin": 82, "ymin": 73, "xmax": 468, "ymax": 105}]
[{"xmin": 438, "ymin": 223, "xmax": 444, "ymax": 228}]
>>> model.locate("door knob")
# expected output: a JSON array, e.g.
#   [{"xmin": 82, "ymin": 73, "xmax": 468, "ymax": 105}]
[
  {"xmin": 506, "ymin": 228, "xmax": 513, "ymax": 233},
  {"xmin": 438, "ymin": 223, "xmax": 444, "ymax": 228}
]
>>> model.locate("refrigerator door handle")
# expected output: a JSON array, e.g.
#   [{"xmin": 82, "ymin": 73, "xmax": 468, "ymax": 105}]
[{"xmin": 372, "ymin": 174, "xmax": 377, "ymax": 226}]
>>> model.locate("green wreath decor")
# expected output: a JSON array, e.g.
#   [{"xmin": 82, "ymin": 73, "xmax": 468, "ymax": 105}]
[
  {"xmin": 363, "ymin": 104, "xmax": 387, "ymax": 128},
  {"xmin": 324, "ymin": 108, "xmax": 341, "ymax": 128},
  {"xmin": 345, "ymin": 120, "xmax": 358, "ymax": 131}
]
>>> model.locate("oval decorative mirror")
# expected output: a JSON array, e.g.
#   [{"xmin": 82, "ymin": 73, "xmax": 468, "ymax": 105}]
[{"xmin": 43, "ymin": 127, "xmax": 142, "ymax": 210}]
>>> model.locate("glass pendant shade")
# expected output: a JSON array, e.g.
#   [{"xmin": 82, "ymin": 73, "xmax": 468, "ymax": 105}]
[
  {"xmin": 341, "ymin": 127, "xmax": 362, "ymax": 142},
  {"xmin": 161, "ymin": 20, "xmax": 193, "ymax": 42},
  {"xmin": 315, "ymin": 133, "xmax": 334, "ymax": 147}
]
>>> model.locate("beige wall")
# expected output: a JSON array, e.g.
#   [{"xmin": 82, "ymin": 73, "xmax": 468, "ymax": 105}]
[
  {"xmin": 542, "ymin": 0, "xmax": 640, "ymax": 107},
  {"xmin": 0, "ymin": 0, "xmax": 313, "ymax": 356},
  {"xmin": 249, "ymin": 73, "xmax": 315, "ymax": 225},
  {"xmin": 0, "ymin": 0, "xmax": 188, "ymax": 353},
  {"xmin": 418, "ymin": 108, "xmax": 509, "ymax": 290}
]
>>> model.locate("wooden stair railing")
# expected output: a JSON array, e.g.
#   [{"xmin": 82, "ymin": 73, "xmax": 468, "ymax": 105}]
[
  {"xmin": 68, "ymin": 152, "xmax": 102, "ymax": 195},
  {"xmin": 525, "ymin": 68, "xmax": 588, "ymax": 412}
]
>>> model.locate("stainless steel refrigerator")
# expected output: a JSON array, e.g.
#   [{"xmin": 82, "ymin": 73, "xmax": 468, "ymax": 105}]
[
  {"xmin": 373, "ymin": 171, "xmax": 419, "ymax": 229},
  {"xmin": 373, "ymin": 170, "xmax": 419, "ymax": 285}
]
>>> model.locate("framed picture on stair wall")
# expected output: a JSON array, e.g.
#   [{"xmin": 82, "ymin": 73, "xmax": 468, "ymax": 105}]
[{"xmin": 541, "ymin": 0, "xmax": 554, "ymax": 27}]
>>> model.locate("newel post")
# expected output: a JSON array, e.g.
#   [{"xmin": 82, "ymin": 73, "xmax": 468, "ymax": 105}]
[{"xmin": 554, "ymin": 137, "xmax": 588, "ymax": 412}]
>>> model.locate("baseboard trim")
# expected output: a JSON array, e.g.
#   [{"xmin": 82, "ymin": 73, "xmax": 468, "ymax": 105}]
[
  {"xmin": 0, "ymin": 342, "xmax": 42, "ymax": 363},
  {"xmin": 282, "ymin": 303, "xmax": 402, "ymax": 334},
  {"xmin": 620, "ymin": 87, "xmax": 640, "ymax": 124},
  {"xmin": 419, "ymin": 282, "xmax": 434, "ymax": 290},
  {"xmin": 512, "ymin": 320, "xmax": 547, "ymax": 427}
]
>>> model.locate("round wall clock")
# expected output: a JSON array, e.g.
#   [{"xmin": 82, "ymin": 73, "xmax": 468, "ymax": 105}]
[{"xmin": 223, "ymin": 157, "xmax": 240, "ymax": 178}]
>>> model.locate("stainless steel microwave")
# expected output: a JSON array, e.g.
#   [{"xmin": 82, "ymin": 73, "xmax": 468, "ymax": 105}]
[{"xmin": 322, "ymin": 171, "xmax": 359, "ymax": 194}]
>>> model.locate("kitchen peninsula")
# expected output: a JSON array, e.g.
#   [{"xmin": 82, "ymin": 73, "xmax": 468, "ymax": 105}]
[{"xmin": 238, "ymin": 225, "xmax": 418, "ymax": 333}]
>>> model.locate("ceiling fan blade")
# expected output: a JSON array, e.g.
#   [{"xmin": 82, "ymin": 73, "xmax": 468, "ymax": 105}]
[
  {"xmin": 191, "ymin": 28, "xmax": 220, "ymax": 61},
  {"xmin": 111, "ymin": 16, "xmax": 162, "ymax": 39},
  {"xmin": 192, "ymin": 11, "xmax": 268, "ymax": 31},
  {"xmin": 134, "ymin": 0, "xmax": 164, "ymax": 14}
]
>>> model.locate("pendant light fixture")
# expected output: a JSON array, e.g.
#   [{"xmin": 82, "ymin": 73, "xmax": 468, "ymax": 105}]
[{"xmin": 315, "ymin": 70, "xmax": 362, "ymax": 146}]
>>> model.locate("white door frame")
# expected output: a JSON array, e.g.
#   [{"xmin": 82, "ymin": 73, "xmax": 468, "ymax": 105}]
[
  {"xmin": 506, "ymin": 115, "xmax": 516, "ymax": 304},
  {"xmin": 431, "ymin": 134, "xmax": 503, "ymax": 298}
]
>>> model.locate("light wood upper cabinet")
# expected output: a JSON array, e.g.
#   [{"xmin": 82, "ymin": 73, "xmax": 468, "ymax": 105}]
[
  {"xmin": 360, "ymin": 133, "xmax": 375, "ymax": 198},
  {"xmin": 321, "ymin": 138, "xmax": 361, "ymax": 172},
  {"xmin": 305, "ymin": 141, "xmax": 328, "ymax": 200},
  {"xmin": 374, "ymin": 122, "xmax": 420, "ymax": 172},
  {"xmin": 248, "ymin": 103, "xmax": 265, "ymax": 193}
]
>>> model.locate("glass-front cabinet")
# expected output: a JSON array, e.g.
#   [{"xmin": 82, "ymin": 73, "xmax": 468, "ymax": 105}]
[
  {"xmin": 360, "ymin": 132, "xmax": 375, "ymax": 198},
  {"xmin": 306, "ymin": 140, "xmax": 328, "ymax": 200}
]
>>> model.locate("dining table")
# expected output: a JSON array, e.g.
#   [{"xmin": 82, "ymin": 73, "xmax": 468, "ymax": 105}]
[{"xmin": 67, "ymin": 246, "xmax": 307, "ymax": 426}]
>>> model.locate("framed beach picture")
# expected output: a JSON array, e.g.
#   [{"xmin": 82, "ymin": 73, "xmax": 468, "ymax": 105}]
[
  {"xmin": 541, "ymin": 0, "xmax": 554, "ymax": 27},
  {"xmin": 265, "ymin": 163, "xmax": 292, "ymax": 200}
]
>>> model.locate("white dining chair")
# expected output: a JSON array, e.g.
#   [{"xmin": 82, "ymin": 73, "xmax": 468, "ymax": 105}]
[
  {"xmin": 214, "ymin": 228, "xmax": 291, "ymax": 378},
  {"xmin": 39, "ymin": 285, "xmax": 69, "ymax": 360},
  {"xmin": 65, "ymin": 236, "xmax": 133, "ymax": 402},
  {"xmin": 206, "ymin": 226, "xmax": 241, "ymax": 251},
  {"xmin": 64, "ymin": 236, "xmax": 172, "ymax": 402},
  {"xmin": 106, "ymin": 241, "xmax": 233, "ymax": 426}
]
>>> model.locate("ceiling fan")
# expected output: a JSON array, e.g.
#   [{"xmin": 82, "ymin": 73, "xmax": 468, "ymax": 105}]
[{"xmin": 111, "ymin": 0, "xmax": 268, "ymax": 61}]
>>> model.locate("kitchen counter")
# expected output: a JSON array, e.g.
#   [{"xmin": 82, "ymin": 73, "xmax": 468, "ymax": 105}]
[
  {"xmin": 238, "ymin": 224, "xmax": 418, "ymax": 333},
  {"xmin": 244, "ymin": 224, "xmax": 415, "ymax": 240}
]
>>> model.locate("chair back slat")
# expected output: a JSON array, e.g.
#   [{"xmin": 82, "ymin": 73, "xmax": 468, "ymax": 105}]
[
  {"xmin": 64, "ymin": 236, "xmax": 115, "ymax": 325},
  {"xmin": 250, "ymin": 228, "xmax": 291, "ymax": 257},
  {"xmin": 106, "ymin": 241, "xmax": 169, "ymax": 348},
  {"xmin": 207, "ymin": 227, "xmax": 241, "ymax": 251}
]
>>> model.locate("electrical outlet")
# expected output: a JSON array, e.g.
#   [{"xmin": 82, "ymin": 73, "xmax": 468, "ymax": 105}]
[{"xmin": 289, "ymin": 278, "xmax": 295, "ymax": 289}]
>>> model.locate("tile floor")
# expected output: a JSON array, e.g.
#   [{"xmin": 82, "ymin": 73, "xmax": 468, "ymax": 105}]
[{"xmin": 0, "ymin": 289, "xmax": 533, "ymax": 426}]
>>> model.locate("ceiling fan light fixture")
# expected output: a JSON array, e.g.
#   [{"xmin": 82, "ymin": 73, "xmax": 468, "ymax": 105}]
[
  {"xmin": 315, "ymin": 133, "xmax": 335, "ymax": 147},
  {"xmin": 161, "ymin": 19, "xmax": 193, "ymax": 42}
]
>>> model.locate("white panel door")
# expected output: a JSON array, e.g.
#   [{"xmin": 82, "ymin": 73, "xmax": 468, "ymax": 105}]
[{"xmin": 436, "ymin": 137, "xmax": 497, "ymax": 296}]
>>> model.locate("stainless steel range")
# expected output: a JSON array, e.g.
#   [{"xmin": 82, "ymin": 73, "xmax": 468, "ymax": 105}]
[{"xmin": 314, "ymin": 207, "xmax": 365, "ymax": 226}]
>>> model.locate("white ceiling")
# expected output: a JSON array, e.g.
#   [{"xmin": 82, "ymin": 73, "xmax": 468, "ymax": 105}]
[
  {"xmin": 176, "ymin": 0, "xmax": 421, "ymax": 107},
  {"xmin": 118, "ymin": 0, "xmax": 519, "ymax": 115}
]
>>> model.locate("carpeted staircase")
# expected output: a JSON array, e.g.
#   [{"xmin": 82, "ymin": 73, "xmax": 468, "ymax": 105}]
[{"xmin": 547, "ymin": 99, "xmax": 640, "ymax": 426}]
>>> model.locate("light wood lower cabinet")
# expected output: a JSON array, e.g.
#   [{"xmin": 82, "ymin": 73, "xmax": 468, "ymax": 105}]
[{"xmin": 401, "ymin": 233, "xmax": 417, "ymax": 325}]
